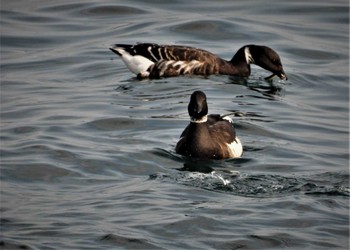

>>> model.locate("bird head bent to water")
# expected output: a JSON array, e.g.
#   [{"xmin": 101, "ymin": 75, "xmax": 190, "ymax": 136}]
[
  {"xmin": 110, "ymin": 43, "xmax": 288, "ymax": 80},
  {"xmin": 232, "ymin": 45, "xmax": 288, "ymax": 80}
]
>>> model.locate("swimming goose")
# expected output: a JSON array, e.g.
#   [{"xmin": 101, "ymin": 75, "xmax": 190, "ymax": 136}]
[
  {"xmin": 175, "ymin": 90, "xmax": 243, "ymax": 159},
  {"xmin": 110, "ymin": 43, "xmax": 287, "ymax": 80}
]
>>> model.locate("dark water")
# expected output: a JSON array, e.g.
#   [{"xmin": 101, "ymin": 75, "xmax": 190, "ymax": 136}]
[{"xmin": 1, "ymin": 0, "xmax": 349, "ymax": 249}]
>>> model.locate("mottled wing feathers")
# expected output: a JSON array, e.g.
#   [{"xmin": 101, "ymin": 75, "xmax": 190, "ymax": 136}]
[
  {"xmin": 148, "ymin": 59, "xmax": 220, "ymax": 78},
  {"xmin": 113, "ymin": 43, "xmax": 219, "ymax": 62},
  {"xmin": 111, "ymin": 43, "xmax": 224, "ymax": 78}
]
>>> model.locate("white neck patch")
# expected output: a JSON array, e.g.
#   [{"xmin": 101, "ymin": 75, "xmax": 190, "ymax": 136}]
[
  {"xmin": 190, "ymin": 115, "xmax": 208, "ymax": 123},
  {"xmin": 244, "ymin": 47, "xmax": 254, "ymax": 64}
]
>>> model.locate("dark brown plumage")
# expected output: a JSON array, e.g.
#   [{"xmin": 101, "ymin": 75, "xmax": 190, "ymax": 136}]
[
  {"xmin": 110, "ymin": 43, "xmax": 287, "ymax": 80},
  {"xmin": 175, "ymin": 91, "xmax": 243, "ymax": 159}
]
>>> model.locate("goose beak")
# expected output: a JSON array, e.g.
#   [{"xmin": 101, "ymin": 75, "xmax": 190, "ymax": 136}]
[
  {"xmin": 277, "ymin": 69, "xmax": 287, "ymax": 80},
  {"xmin": 264, "ymin": 70, "xmax": 287, "ymax": 81}
]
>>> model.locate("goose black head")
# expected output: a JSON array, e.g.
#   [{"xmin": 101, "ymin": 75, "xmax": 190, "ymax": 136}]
[
  {"xmin": 247, "ymin": 45, "xmax": 287, "ymax": 80},
  {"xmin": 188, "ymin": 91, "xmax": 208, "ymax": 122}
]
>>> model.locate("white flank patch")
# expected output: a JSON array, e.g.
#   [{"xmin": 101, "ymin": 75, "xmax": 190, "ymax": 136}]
[
  {"xmin": 173, "ymin": 61, "xmax": 184, "ymax": 67},
  {"xmin": 221, "ymin": 115, "xmax": 242, "ymax": 157},
  {"xmin": 157, "ymin": 60, "xmax": 203, "ymax": 76},
  {"xmin": 186, "ymin": 60, "xmax": 203, "ymax": 74},
  {"xmin": 244, "ymin": 47, "xmax": 254, "ymax": 64},
  {"xmin": 227, "ymin": 137, "xmax": 243, "ymax": 158},
  {"xmin": 222, "ymin": 116, "xmax": 233, "ymax": 123},
  {"xmin": 117, "ymin": 48, "xmax": 154, "ymax": 75}
]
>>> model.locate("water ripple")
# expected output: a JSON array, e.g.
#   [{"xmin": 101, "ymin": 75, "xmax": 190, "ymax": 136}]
[
  {"xmin": 1, "ymin": 0, "xmax": 349, "ymax": 249},
  {"xmin": 151, "ymin": 170, "xmax": 349, "ymax": 198}
]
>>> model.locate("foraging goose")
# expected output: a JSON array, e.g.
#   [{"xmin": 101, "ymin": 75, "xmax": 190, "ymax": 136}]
[
  {"xmin": 110, "ymin": 43, "xmax": 287, "ymax": 80},
  {"xmin": 175, "ymin": 91, "xmax": 243, "ymax": 159}
]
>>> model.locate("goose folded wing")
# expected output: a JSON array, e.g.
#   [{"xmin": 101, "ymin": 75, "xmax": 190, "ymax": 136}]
[{"xmin": 148, "ymin": 59, "xmax": 220, "ymax": 78}]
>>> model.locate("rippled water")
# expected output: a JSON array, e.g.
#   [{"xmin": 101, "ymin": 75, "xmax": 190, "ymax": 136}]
[{"xmin": 1, "ymin": 0, "xmax": 349, "ymax": 249}]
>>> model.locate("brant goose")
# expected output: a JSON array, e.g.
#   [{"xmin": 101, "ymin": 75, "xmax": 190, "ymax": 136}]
[
  {"xmin": 110, "ymin": 43, "xmax": 287, "ymax": 80},
  {"xmin": 175, "ymin": 91, "xmax": 243, "ymax": 159}
]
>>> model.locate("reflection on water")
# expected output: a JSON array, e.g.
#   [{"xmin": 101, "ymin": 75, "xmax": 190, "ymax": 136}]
[{"xmin": 1, "ymin": 0, "xmax": 349, "ymax": 249}]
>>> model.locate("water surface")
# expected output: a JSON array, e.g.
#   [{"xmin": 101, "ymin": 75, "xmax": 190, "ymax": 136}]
[{"xmin": 1, "ymin": 0, "xmax": 349, "ymax": 249}]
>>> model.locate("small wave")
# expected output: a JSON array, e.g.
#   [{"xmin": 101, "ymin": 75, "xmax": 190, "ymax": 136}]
[
  {"xmin": 100, "ymin": 233, "xmax": 160, "ymax": 249},
  {"xmin": 150, "ymin": 171, "xmax": 349, "ymax": 198},
  {"xmin": 2, "ymin": 163, "xmax": 81, "ymax": 183},
  {"xmin": 40, "ymin": 3, "xmax": 147, "ymax": 16},
  {"xmin": 0, "ymin": 239, "xmax": 34, "ymax": 250},
  {"xmin": 167, "ymin": 19, "xmax": 251, "ymax": 41},
  {"xmin": 83, "ymin": 5, "xmax": 148, "ymax": 16},
  {"xmin": 85, "ymin": 117, "xmax": 142, "ymax": 131}
]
